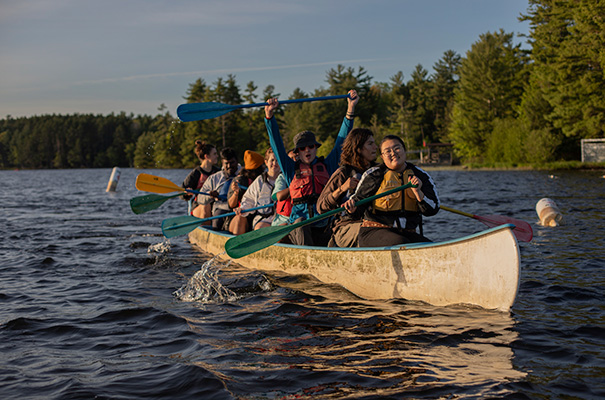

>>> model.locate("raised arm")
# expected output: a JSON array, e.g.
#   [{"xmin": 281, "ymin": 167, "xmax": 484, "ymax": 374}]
[
  {"xmin": 324, "ymin": 89, "xmax": 359, "ymax": 171},
  {"xmin": 264, "ymin": 98, "xmax": 295, "ymax": 180}
]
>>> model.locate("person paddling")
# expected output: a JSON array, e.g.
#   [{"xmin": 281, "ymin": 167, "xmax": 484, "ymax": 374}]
[
  {"xmin": 181, "ymin": 140, "xmax": 220, "ymax": 217},
  {"xmin": 229, "ymin": 149, "xmax": 278, "ymax": 234},
  {"xmin": 344, "ymin": 135, "xmax": 440, "ymax": 246},
  {"xmin": 317, "ymin": 128, "xmax": 378, "ymax": 247},
  {"xmin": 264, "ymin": 89, "xmax": 359, "ymax": 246},
  {"xmin": 197, "ymin": 147, "xmax": 241, "ymax": 230}
]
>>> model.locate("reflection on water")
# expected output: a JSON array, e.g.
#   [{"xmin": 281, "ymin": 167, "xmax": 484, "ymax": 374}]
[{"xmin": 181, "ymin": 263, "xmax": 525, "ymax": 398}]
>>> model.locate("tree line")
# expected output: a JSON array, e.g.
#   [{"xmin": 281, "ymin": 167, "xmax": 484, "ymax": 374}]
[{"xmin": 1, "ymin": 0, "xmax": 603, "ymax": 169}]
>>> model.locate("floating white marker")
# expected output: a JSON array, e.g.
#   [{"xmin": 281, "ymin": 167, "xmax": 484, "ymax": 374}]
[
  {"xmin": 536, "ymin": 198, "xmax": 562, "ymax": 227},
  {"xmin": 106, "ymin": 167, "xmax": 121, "ymax": 192}
]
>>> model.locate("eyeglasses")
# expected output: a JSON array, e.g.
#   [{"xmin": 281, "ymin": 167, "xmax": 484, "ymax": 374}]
[
  {"xmin": 297, "ymin": 144, "xmax": 316, "ymax": 152},
  {"xmin": 381, "ymin": 146, "xmax": 404, "ymax": 156}
]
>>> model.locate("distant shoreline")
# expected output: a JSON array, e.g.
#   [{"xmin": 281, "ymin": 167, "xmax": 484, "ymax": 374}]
[
  {"xmin": 419, "ymin": 161, "xmax": 605, "ymax": 171},
  {"xmin": 3, "ymin": 162, "xmax": 604, "ymax": 172}
]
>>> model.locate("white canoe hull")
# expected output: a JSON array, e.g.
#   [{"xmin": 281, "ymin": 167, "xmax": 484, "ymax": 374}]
[{"xmin": 188, "ymin": 224, "xmax": 520, "ymax": 311}]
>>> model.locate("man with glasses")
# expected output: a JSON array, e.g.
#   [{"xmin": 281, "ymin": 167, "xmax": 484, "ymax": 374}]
[
  {"xmin": 264, "ymin": 89, "xmax": 359, "ymax": 246},
  {"xmin": 343, "ymin": 135, "xmax": 440, "ymax": 247}
]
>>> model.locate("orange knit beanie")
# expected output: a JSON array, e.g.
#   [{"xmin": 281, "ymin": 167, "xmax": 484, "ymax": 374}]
[{"xmin": 244, "ymin": 150, "xmax": 264, "ymax": 170}]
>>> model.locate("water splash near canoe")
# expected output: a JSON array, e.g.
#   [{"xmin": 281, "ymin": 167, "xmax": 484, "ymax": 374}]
[
  {"xmin": 147, "ymin": 240, "xmax": 172, "ymax": 254},
  {"xmin": 173, "ymin": 253, "xmax": 237, "ymax": 303}
]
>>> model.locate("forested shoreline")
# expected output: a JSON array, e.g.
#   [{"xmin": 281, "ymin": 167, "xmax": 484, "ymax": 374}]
[{"xmin": 1, "ymin": 1, "xmax": 603, "ymax": 170}]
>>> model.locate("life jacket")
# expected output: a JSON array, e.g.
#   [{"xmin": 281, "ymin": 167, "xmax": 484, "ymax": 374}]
[
  {"xmin": 194, "ymin": 166, "xmax": 219, "ymax": 202},
  {"xmin": 218, "ymin": 177, "xmax": 234, "ymax": 200},
  {"xmin": 290, "ymin": 158, "xmax": 330, "ymax": 206},
  {"xmin": 373, "ymin": 169, "xmax": 418, "ymax": 213},
  {"xmin": 276, "ymin": 197, "xmax": 292, "ymax": 217},
  {"xmin": 195, "ymin": 170, "xmax": 212, "ymax": 190}
]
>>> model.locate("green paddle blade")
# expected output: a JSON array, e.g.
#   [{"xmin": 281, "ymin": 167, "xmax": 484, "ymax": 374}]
[
  {"xmin": 225, "ymin": 224, "xmax": 295, "ymax": 259},
  {"xmin": 161, "ymin": 215, "xmax": 204, "ymax": 238},
  {"xmin": 130, "ymin": 193, "xmax": 181, "ymax": 214}
]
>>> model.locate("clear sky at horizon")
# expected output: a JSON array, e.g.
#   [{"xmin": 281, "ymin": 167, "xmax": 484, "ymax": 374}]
[{"xmin": 1, "ymin": 0, "xmax": 531, "ymax": 118}]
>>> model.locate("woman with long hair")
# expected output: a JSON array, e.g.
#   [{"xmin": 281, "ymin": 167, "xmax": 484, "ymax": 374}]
[
  {"xmin": 317, "ymin": 128, "xmax": 377, "ymax": 247},
  {"xmin": 182, "ymin": 140, "xmax": 220, "ymax": 217}
]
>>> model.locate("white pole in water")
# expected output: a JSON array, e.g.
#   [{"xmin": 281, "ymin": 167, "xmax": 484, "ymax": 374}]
[{"xmin": 106, "ymin": 167, "xmax": 121, "ymax": 192}]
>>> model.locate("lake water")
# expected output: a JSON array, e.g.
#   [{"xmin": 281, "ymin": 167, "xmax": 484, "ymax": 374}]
[{"xmin": 1, "ymin": 168, "xmax": 603, "ymax": 399}]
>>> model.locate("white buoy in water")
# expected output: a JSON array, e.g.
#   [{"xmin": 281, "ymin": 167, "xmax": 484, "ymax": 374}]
[
  {"xmin": 106, "ymin": 167, "xmax": 121, "ymax": 192},
  {"xmin": 536, "ymin": 198, "xmax": 562, "ymax": 227}
]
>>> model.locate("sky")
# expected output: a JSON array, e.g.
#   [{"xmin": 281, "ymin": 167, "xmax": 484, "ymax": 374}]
[{"xmin": 0, "ymin": 0, "xmax": 531, "ymax": 118}]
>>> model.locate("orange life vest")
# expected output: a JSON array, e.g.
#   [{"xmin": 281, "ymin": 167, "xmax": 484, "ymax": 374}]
[
  {"xmin": 289, "ymin": 159, "xmax": 330, "ymax": 205},
  {"xmin": 373, "ymin": 169, "xmax": 418, "ymax": 213}
]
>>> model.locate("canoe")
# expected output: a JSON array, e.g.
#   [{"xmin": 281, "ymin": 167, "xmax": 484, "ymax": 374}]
[{"xmin": 188, "ymin": 224, "xmax": 520, "ymax": 311}]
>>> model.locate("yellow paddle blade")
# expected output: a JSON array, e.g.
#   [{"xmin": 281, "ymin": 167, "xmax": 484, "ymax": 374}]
[{"xmin": 135, "ymin": 173, "xmax": 183, "ymax": 194}]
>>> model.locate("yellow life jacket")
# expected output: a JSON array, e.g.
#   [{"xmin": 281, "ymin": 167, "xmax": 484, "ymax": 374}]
[{"xmin": 373, "ymin": 169, "xmax": 418, "ymax": 212}]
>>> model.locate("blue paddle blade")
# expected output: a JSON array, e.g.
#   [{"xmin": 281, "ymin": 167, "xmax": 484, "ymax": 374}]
[
  {"xmin": 161, "ymin": 215, "xmax": 204, "ymax": 238},
  {"xmin": 177, "ymin": 102, "xmax": 238, "ymax": 122}
]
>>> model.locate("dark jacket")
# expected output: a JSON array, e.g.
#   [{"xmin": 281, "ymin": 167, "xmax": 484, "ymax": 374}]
[{"xmin": 349, "ymin": 162, "xmax": 440, "ymax": 231}]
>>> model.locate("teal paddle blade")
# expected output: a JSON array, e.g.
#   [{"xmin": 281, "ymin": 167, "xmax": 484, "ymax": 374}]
[
  {"xmin": 177, "ymin": 102, "xmax": 236, "ymax": 122},
  {"xmin": 130, "ymin": 193, "xmax": 179, "ymax": 214},
  {"xmin": 161, "ymin": 215, "xmax": 204, "ymax": 238}
]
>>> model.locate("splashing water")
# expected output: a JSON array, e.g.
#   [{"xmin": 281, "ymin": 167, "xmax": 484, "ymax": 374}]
[
  {"xmin": 148, "ymin": 240, "xmax": 171, "ymax": 254},
  {"xmin": 173, "ymin": 254, "xmax": 237, "ymax": 303}
]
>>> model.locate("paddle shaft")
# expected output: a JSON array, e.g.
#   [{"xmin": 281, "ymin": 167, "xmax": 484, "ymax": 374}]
[
  {"xmin": 440, "ymin": 205, "xmax": 475, "ymax": 218},
  {"xmin": 225, "ymin": 183, "xmax": 415, "ymax": 258},
  {"xmin": 163, "ymin": 204, "xmax": 274, "ymax": 233},
  {"xmin": 285, "ymin": 182, "xmax": 416, "ymax": 231}
]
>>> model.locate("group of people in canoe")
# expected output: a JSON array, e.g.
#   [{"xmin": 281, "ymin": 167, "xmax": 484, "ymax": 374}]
[{"xmin": 181, "ymin": 89, "xmax": 440, "ymax": 248}]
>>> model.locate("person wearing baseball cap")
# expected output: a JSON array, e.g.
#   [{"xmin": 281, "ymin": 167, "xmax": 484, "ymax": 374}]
[{"xmin": 264, "ymin": 89, "xmax": 359, "ymax": 246}]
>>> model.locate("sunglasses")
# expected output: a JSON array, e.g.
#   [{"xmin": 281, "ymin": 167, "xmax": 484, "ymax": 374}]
[{"xmin": 297, "ymin": 144, "xmax": 316, "ymax": 152}]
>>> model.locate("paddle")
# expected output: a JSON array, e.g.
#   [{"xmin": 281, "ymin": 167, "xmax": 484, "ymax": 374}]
[
  {"xmin": 135, "ymin": 172, "xmax": 225, "ymax": 196},
  {"xmin": 440, "ymin": 205, "xmax": 533, "ymax": 242},
  {"xmin": 177, "ymin": 94, "xmax": 350, "ymax": 122},
  {"xmin": 161, "ymin": 204, "xmax": 275, "ymax": 238},
  {"xmin": 135, "ymin": 173, "xmax": 190, "ymax": 194},
  {"xmin": 225, "ymin": 182, "xmax": 415, "ymax": 259}
]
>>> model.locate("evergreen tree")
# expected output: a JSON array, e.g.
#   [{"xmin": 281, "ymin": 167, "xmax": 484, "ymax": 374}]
[
  {"xmin": 520, "ymin": 0, "xmax": 605, "ymax": 159},
  {"xmin": 449, "ymin": 30, "xmax": 528, "ymax": 162},
  {"xmin": 431, "ymin": 50, "xmax": 461, "ymax": 141},
  {"xmin": 406, "ymin": 64, "xmax": 434, "ymax": 149}
]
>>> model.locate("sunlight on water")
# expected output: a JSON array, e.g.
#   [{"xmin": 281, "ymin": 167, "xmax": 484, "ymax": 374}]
[{"xmin": 173, "ymin": 254, "xmax": 238, "ymax": 303}]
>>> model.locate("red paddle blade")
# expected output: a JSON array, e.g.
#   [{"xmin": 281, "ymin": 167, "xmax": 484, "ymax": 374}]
[{"xmin": 474, "ymin": 215, "xmax": 533, "ymax": 242}]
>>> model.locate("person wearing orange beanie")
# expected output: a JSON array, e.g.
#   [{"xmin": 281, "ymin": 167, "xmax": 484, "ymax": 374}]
[
  {"xmin": 243, "ymin": 150, "xmax": 265, "ymax": 170},
  {"xmin": 226, "ymin": 150, "xmax": 267, "ymax": 233}
]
